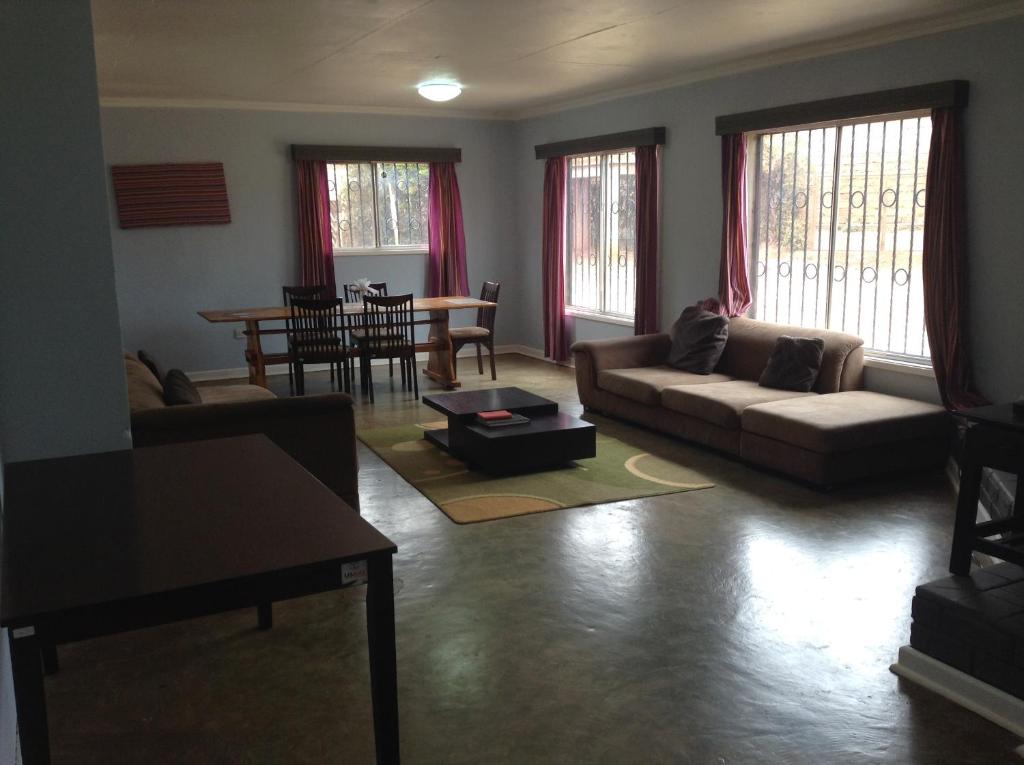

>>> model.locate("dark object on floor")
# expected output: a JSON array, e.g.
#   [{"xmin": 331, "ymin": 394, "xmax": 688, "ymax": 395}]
[
  {"xmin": 667, "ymin": 304, "xmax": 729, "ymax": 374},
  {"xmin": 1, "ymin": 436, "xmax": 398, "ymax": 765},
  {"xmin": 950, "ymin": 403, "xmax": 1024, "ymax": 574},
  {"xmin": 911, "ymin": 562, "xmax": 1024, "ymax": 700},
  {"xmin": 758, "ymin": 335, "xmax": 825, "ymax": 392},
  {"xmin": 422, "ymin": 386, "xmax": 596, "ymax": 474},
  {"xmin": 450, "ymin": 280, "xmax": 500, "ymax": 380}
]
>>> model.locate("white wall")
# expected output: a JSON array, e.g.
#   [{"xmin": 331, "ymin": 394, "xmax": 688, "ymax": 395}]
[
  {"xmin": 101, "ymin": 108, "xmax": 518, "ymax": 373},
  {"xmin": 511, "ymin": 19, "xmax": 1024, "ymax": 403},
  {"xmin": 0, "ymin": 0, "xmax": 131, "ymax": 463}
]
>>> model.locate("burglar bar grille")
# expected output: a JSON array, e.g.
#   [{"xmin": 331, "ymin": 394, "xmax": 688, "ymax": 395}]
[{"xmin": 751, "ymin": 115, "xmax": 932, "ymax": 362}]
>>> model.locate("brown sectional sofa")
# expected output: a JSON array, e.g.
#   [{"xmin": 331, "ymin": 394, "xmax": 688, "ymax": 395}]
[
  {"xmin": 125, "ymin": 353, "xmax": 360, "ymax": 511},
  {"xmin": 572, "ymin": 317, "xmax": 950, "ymax": 486}
]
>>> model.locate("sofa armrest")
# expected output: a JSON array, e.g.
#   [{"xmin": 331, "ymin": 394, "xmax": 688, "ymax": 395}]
[
  {"xmin": 131, "ymin": 393, "xmax": 360, "ymax": 512},
  {"xmin": 570, "ymin": 334, "xmax": 671, "ymax": 407}
]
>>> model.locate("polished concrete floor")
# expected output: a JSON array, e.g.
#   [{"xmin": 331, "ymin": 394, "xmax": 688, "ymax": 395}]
[{"xmin": 49, "ymin": 355, "xmax": 1022, "ymax": 763}]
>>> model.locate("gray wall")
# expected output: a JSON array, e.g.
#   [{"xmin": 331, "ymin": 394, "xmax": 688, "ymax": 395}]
[
  {"xmin": 0, "ymin": 0, "xmax": 131, "ymax": 463},
  {"xmin": 1, "ymin": 1, "xmax": 134, "ymax": 762},
  {"xmin": 102, "ymin": 108, "xmax": 517, "ymax": 372},
  {"xmin": 511, "ymin": 19, "xmax": 1024, "ymax": 403}
]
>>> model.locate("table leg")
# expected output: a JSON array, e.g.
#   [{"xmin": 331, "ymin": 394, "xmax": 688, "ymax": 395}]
[
  {"xmin": 423, "ymin": 310, "xmax": 460, "ymax": 389},
  {"xmin": 366, "ymin": 554, "xmax": 399, "ymax": 765},
  {"xmin": 9, "ymin": 627, "xmax": 50, "ymax": 765},
  {"xmin": 244, "ymin": 319, "xmax": 268, "ymax": 388},
  {"xmin": 950, "ymin": 456, "xmax": 983, "ymax": 575}
]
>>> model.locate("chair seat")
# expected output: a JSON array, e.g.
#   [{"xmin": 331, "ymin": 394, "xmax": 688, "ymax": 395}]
[{"xmin": 449, "ymin": 326, "xmax": 490, "ymax": 340}]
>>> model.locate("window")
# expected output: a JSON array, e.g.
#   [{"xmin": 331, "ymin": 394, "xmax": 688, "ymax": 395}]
[
  {"xmin": 750, "ymin": 113, "xmax": 932, "ymax": 363},
  {"xmin": 326, "ymin": 161, "xmax": 429, "ymax": 254},
  {"xmin": 566, "ymin": 150, "xmax": 637, "ymax": 320}
]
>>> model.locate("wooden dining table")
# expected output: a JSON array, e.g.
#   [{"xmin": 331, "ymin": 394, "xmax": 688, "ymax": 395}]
[{"xmin": 199, "ymin": 296, "xmax": 495, "ymax": 390}]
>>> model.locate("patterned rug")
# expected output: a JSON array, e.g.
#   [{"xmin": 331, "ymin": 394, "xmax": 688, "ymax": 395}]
[{"xmin": 358, "ymin": 418, "xmax": 713, "ymax": 523}]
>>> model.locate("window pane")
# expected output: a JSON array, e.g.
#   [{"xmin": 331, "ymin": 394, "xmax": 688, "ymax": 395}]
[
  {"xmin": 375, "ymin": 162, "xmax": 430, "ymax": 248},
  {"xmin": 566, "ymin": 151, "xmax": 636, "ymax": 317},
  {"xmin": 752, "ymin": 116, "xmax": 931, "ymax": 362},
  {"xmin": 327, "ymin": 162, "xmax": 376, "ymax": 249}
]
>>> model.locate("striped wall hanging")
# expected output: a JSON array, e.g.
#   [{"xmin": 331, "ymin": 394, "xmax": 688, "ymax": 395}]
[{"xmin": 111, "ymin": 162, "xmax": 231, "ymax": 228}]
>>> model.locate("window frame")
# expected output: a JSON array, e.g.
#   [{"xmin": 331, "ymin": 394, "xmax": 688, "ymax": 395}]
[
  {"xmin": 563, "ymin": 148, "xmax": 638, "ymax": 324},
  {"xmin": 746, "ymin": 109, "xmax": 934, "ymax": 369},
  {"xmin": 326, "ymin": 160, "xmax": 430, "ymax": 257}
]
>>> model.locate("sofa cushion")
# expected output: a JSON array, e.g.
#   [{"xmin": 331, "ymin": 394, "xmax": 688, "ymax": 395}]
[
  {"xmin": 124, "ymin": 352, "xmax": 167, "ymax": 413},
  {"xmin": 668, "ymin": 305, "xmax": 729, "ymax": 373},
  {"xmin": 742, "ymin": 390, "xmax": 949, "ymax": 453},
  {"xmin": 198, "ymin": 384, "xmax": 277, "ymax": 405},
  {"xmin": 597, "ymin": 366, "xmax": 733, "ymax": 406},
  {"xmin": 163, "ymin": 369, "xmax": 202, "ymax": 406},
  {"xmin": 759, "ymin": 336, "xmax": 826, "ymax": 392},
  {"xmin": 136, "ymin": 349, "xmax": 166, "ymax": 384},
  {"xmin": 663, "ymin": 380, "xmax": 818, "ymax": 430},
  {"xmin": 716, "ymin": 317, "xmax": 864, "ymax": 393}
]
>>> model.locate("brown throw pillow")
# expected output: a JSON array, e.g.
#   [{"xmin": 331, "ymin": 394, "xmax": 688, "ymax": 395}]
[
  {"xmin": 668, "ymin": 305, "xmax": 730, "ymax": 374},
  {"xmin": 137, "ymin": 349, "xmax": 165, "ymax": 383},
  {"xmin": 163, "ymin": 369, "xmax": 202, "ymax": 405},
  {"xmin": 759, "ymin": 336, "xmax": 826, "ymax": 392}
]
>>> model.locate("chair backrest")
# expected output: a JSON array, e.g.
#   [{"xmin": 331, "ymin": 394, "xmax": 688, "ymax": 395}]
[
  {"xmin": 362, "ymin": 293, "xmax": 415, "ymax": 352},
  {"xmin": 287, "ymin": 297, "xmax": 345, "ymax": 358},
  {"xmin": 476, "ymin": 281, "xmax": 500, "ymax": 334},
  {"xmin": 343, "ymin": 282, "xmax": 388, "ymax": 302},
  {"xmin": 283, "ymin": 284, "xmax": 329, "ymax": 307}
]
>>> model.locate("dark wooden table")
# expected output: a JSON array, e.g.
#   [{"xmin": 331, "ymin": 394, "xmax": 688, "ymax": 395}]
[
  {"xmin": 949, "ymin": 403, "xmax": 1024, "ymax": 574},
  {"xmin": 422, "ymin": 387, "xmax": 596, "ymax": 474},
  {"xmin": 1, "ymin": 435, "xmax": 399, "ymax": 764}
]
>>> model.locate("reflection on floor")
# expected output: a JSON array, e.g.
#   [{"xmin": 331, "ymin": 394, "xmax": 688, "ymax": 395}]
[{"xmin": 48, "ymin": 355, "xmax": 1021, "ymax": 763}]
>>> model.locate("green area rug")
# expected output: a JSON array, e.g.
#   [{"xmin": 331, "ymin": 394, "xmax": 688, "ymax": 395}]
[{"xmin": 359, "ymin": 419, "xmax": 713, "ymax": 524}]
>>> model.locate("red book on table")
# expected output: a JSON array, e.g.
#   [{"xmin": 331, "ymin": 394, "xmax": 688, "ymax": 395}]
[{"xmin": 477, "ymin": 410, "xmax": 513, "ymax": 421}]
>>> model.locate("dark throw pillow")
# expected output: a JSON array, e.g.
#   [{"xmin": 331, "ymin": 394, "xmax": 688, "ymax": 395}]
[
  {"xmin": 137, "ymin": 349, "xmax": 166, "ymax": 383},
  {"xmin": 759, "ymin": 336, "xmax": 826, "ymax": 392},
  {"xmin": 668, "ymin": 305, "xmax": 730, "ymax": 374},
  {"xmin": 163, "ymin": 369, "xmax": 202, "ymax": 406}
]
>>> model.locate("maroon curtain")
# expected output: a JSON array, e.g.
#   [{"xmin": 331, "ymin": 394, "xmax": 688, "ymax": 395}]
[
  {"xmin": 718, "ymin": 134, "xmax": 752, "ymax": 317},
  {"xmin": 542, "ymin": 157, "xmax": 570, "ymax": 362},
  {"xmin": 634, "ymin": 145, "xmax": 661, "ymax": 334},
  {"xmin": 295, "ymin": 159, "xmax": 336, "ymax": 295},
  {"xmin": 427, "ymin": 162, "xmax": 470, "ymax": 297},
  {"xmin": 922, "ymin": 107, "xmax": 987, "ymax": 410}
]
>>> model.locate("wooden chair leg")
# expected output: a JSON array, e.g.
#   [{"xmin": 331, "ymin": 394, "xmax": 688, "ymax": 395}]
[
  {"xmin": 389, "ymin": 358, "xmax": 394, "ymax": 377},
  {"xmin": 410, "ymin": 350, "xmax": 419, "ymax": 399},
  {"xmin": 488, "ymin": 340, "xmax": 497, "ymax": 380},
  {"xmin": 295, "ymin": 359, "xmax": 305, "ymax": 396},
  {"xmin": 287, "ymin": 360, "xmax": 294, "ymax": 394},
  {"xmin": 476, "ymin": 343, "xmax": 484, "ymax": 374}
]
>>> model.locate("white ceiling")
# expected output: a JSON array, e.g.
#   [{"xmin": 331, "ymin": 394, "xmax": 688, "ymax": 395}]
[{"xmin": 91, "ymin": 0, "xmax": 1023, "ymax": 118}]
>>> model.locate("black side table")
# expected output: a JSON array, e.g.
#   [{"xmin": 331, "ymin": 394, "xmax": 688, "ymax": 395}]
[{"xmin": 949, "ymin": 403, "xmax": 1024, "ymax": 575}]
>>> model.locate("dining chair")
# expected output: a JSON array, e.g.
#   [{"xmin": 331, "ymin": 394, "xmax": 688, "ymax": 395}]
[
  {"xmin": 286, "ymin": 297, "xmax": 350, "ymax": 396},
  {"xmin": 356, "ymin": 293, "xmax": 418, "ymax": 403},
  {"xmin": 283, "ymin": 285, "xmax": 331, "ymax": 392},
  {"xmin": 450, "ymin": 281, "xmax": 500, "ymax": 380},
  {"xmin": 343, "ymin": 281, "xmax": 397, "ymax": 378}
]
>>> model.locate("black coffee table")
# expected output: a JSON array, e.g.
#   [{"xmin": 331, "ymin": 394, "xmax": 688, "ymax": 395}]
[{"xmin": 422, "ymin": 387, "xmax": 596, "ymax": 474}]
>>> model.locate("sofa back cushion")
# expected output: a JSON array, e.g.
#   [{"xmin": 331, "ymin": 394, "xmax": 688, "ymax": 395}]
[
  {"xmin": 715, "ymin": 317, "xmax": 864, "ymax": 393},
  {"xmin": 124, "ymin": 352, "xmax": 167, "ymax": 413},
  {"xmin": 667, "ymin": 306, "xmax": 730, "ymax": 374}
]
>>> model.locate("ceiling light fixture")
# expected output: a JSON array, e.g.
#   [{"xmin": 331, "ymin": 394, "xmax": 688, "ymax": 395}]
[{"xmin": 417, "ymin": 81, "xmax": 462, "ymax": 102}]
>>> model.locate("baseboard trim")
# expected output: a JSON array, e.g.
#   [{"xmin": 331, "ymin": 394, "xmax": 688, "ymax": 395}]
[
  {"xmin": 187, "ymin": 345, "xmax": 563, "ymax": 381},
  {"xmin": 890, "ymin": 645, "xmax": 1024, "ymax": 740}
]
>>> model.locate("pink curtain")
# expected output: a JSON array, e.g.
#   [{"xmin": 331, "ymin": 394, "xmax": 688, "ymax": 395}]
[
  {"xmin": 296, "ymin": 159, "xmax": 336, "ymax": 295},
  {"xmin": 718, "ymin": 134, "xmax": 752, "ymax": 317},
  {"xmin": 922, "ymin": 107, "xmax": 987, "ymax": 411},
  {"xmin": 427, "ymin": 162, "xmax": 469, "ymax": 297},
  {"xmin": 634, "ymin": 145, "xmax": 661, "ymax": 334},
  {"xmin": 542, "ymin": 157, "xmax": 570, "ymax": 362}
]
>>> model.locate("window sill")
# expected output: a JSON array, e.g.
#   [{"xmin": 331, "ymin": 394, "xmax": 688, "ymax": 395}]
[
  {"xmin": 565, "ymin": 307, "xmax": 635, "ymax": 328},
  {"xmin": 863, "ymin": 355, "xmax": 935, "ymax": 378},
  {"xmin": 334, "ymin": 248, "xmax": 428, "ymax": 257}
]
